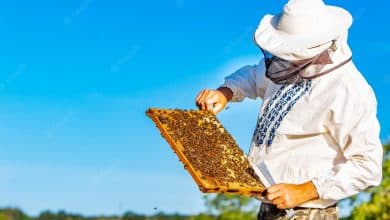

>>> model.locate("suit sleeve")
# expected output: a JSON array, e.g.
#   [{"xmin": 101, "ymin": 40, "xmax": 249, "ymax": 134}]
[
  {"xmin": 311, "ymin": 85, "xmax": 383, "ymax": 201},
  {"xmin": 220, "ymin": 59, "xmax": 269, "ymax": 102}
]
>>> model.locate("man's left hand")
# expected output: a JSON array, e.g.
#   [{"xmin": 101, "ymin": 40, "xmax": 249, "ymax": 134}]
[{"xmin": 265, "ymin": 181, "xmax": 319, "ymax": 209}]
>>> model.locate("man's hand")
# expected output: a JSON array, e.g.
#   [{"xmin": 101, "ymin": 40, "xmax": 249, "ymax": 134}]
[
  {"xmin": 195, "ymin": 87, "xmax": 233, "ymax": 114},
  {"xmin": 265, "ymin": 181, "xmax": 319, "ymax": 209}
]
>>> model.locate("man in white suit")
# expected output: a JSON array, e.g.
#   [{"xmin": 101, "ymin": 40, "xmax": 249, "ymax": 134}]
[{"xmin": 196, "ymin": 0, "xmax": 383, "ymax": 219}]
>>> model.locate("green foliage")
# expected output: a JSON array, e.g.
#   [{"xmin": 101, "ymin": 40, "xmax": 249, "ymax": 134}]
[
  {"xmin": 0, "ymin": 209, "xmax": 194, "ymax": 220},
  {"xmin": 190, "ymin": 213, "xmax": 215, "ymax": 220},
  {"xmin": 122, "ymin": 211, "xmax": 144, "ymax": 220},
  {"xmin": 0, "ymin": 208, "xmax": 31, "ymax": 220},
  {"xmin": 37, "ymin": 210, "xmax": 85, "ymax": 220},
  {"xmin": 202, "ymin": 194, "xmax": 258, "ymax": 220},
  {"xmin": 0, "ymin": 194, "xmax": 258, "ymax": 220}
]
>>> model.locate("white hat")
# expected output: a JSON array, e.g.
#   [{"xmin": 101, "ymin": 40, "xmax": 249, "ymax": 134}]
[{"xmin": 254, "ymin": 0, "xmax": 353, "ymax": 61}]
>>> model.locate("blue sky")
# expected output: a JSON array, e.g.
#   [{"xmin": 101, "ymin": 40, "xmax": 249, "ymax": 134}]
[{"xmin": 0, "ymin": 0, "xmax": 389, "ymax": 217}]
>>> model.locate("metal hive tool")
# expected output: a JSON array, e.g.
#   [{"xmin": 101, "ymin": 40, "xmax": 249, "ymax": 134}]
[{"xmin": 146, "ymin": 108, "xmax": 265, "ymax": 196}]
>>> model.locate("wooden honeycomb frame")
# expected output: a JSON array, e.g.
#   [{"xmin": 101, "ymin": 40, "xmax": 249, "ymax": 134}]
[{"xmin": 146, "ymin": 108, "xmax": 265, "ymax": 196}]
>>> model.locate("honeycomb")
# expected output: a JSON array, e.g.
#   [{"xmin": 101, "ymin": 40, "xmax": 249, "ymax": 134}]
[{"xmin": 146, "ymin": 108, "xmax": 265, "ymax": 196}]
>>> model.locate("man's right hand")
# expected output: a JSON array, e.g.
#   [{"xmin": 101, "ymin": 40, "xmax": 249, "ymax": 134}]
[{"xmin": 195, "ymin": 87, "xmax": 233, "ymax": 114}]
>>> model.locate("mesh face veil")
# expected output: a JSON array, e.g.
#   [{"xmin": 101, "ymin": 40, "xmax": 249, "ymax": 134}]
[{"xmin": 262, "ymin": 42, "xmax": 335, "ymax": 85}]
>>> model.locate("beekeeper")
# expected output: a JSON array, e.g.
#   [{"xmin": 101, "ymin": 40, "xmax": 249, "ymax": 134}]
[{"xmin": 195, "ymin": 0, "xmax": 383, "ymax": 219}]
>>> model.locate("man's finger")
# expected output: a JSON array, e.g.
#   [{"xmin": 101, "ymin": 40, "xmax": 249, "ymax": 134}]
[
  {"xmin": 272, "ymin": 197, "xmax": 285, "ymax": 206},
  {"xmin": 266, "ymin": 190, "xmax": 283, "ymax": 201},
  {"xmin": 272, "ymin": 196, "xmax": 287, "ymax": 209},
  {"xmin": 202, "ymin": 90, "xmax": 214, "ymax": 110},
  {"xmin": 205, "ymin": 93, "xmax": 217, "ymax": 110},
  {"xmin": 195, "ymin": 91, "xmax": 206, "ymax": 108},
  {"xmin": 198, "ymin": 90, "xmax": 210, "ymax": 110},
  {"xmin": 253, "ymin": 193, "xmax": 263, "ymax": 201},
  {"xmin": 212, "ymin": 103, "xmax": 224, "ymax": 114},
  {"xmin": 196, "ymin": 90, "xmax": 208, "ymax": 104},
  {"xmin": 267, "ymin": 184, "xmax": 283, "ymax": 193},
  {"xmin": 195, "ymin": 90, "xmax": 204, "ymax": 102},
  {"xmin": 276, "ymin": 203, "xmax": 287, "ymax": 210},
  {"xmin": 205, "ymin": 94, "xmax": 220, "ymax": 112},
  {"xmin": 205, "ymin": 93, "xmax": 219, "ymax": 105}
]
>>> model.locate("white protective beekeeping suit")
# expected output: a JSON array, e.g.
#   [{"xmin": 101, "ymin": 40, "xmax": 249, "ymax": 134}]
[{"xmin": 220, "ymin": 0, "xmax": 383, "ymax": 208}]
